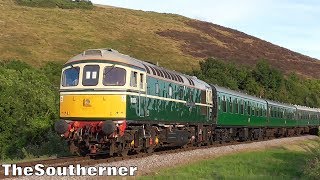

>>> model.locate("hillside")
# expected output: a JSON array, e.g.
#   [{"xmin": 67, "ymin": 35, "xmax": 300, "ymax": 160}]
[{"xmin": 1, "ymin": 0, "xmax": 320, "ymax": 77}]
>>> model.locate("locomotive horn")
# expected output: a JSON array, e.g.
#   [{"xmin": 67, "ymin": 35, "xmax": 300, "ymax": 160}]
[{"xmin": 54, "ymin": 120, "xmax": 69, "ymax": 134}]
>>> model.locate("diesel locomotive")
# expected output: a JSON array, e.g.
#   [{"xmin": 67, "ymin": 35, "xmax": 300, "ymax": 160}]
[{"xmin": 54, "ymin": 48, "xmax": 320, "ymax": 156}]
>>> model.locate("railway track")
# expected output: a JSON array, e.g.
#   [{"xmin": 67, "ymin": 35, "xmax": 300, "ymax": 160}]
[{"xmin": 0, "ymin": 135, "xmax": 311, "ymax": 179}]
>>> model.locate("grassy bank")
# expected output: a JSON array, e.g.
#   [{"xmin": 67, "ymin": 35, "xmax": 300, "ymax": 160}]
[{"xmin": 141, "ymin": 140, "xmax": 319, "ymax": 180}]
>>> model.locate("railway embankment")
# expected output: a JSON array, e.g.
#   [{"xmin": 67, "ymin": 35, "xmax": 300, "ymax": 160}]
[{"xmin": 4, "ymin": 135, "xmax": 316, "ymax": 179}]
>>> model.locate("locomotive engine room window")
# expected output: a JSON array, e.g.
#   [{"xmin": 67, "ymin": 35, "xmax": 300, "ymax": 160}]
[
  {"xmin": 103, "ymin": 67, "xmax": 126, "ymax": 86},
  {"xmin": 62, "ymin": 66, "xmax": 80, "ymax": 87},
  {"xmin": 179, "ymin": 87, "xmax": 184, "ymax": 99},
  {"xmin": 155, "ymin": 83, "xmax": 159, "ymax": 94},
  {"xmin": 130, "ymin": 71, "xmax": 138, "ymax": 87},
  {"xmin": 168, "ymin": 86, "xmax": 173, "ymax": 97},
  {"xmin": 82, "ymin": 65, "xmax": 100, "ymax": 86}
]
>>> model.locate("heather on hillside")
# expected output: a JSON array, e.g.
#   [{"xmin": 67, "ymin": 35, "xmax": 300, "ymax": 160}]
[{"xmin": 1, "ymin": 0, "xmax": 320, "ymax": 77}]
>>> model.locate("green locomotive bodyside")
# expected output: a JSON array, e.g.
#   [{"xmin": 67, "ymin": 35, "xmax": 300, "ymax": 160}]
[{"xmin": 126, "ymin": 74, "xmax": 212, "ymax": 124}]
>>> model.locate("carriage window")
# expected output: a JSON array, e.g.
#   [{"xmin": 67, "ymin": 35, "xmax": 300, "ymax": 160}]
[
  {"xmin": 222, "ymin": 96, "xmax": 227, "ymax": 112},
  {"xmin": 234, "ymin": 98, "xmax": 239, "ymax": 114},
  {"xmin": 82, "ymin": 65, "xmax": 100, "ymax": 86},
  {"xmin": 130, "ymin": 71, "xmax": 138, "ymax": 87},
  {"xmin": 62, "ymin": 66, "xmax": 80, "ymax": 87},
  {"xmin": 103, "ymin": 67, "xmax": 126, "ymax": 86},
  {"xmin": 247, "ymin": 102, "xmax": 251, "ymax": 115},
  {"xmin": 240, "ymin": 100, "xmax": 244, "ymax": 115},
  {"xmin": 229, "ymin": 97, "xmax": 232, "ymax": 113}
]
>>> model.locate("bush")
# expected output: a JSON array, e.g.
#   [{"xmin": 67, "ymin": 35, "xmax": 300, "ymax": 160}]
[
  {"xmin": 303, "ymin": 140, "xmax": 320, "ymax": 179},
  {"xmin": 0, "ymin": 60, "xmax": 67, "ymax": 160},
  {"xmin": 15, "ymin": 0, "xmax": 93, "ymax": 9}
]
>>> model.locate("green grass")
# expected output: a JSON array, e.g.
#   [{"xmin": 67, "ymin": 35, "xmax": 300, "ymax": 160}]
[
  {"xmin": 140, "ymin": 145, "xmax": 313, "ymax": 180},
  {"xmin": 0, "ymin": 0, "xmax": 201, "ymax": 72}
]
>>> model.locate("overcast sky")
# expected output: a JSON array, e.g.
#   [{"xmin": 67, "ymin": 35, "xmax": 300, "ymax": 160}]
[{"xmin": 92, "ymin": 0, "xmax": 320, "ymax": 60}]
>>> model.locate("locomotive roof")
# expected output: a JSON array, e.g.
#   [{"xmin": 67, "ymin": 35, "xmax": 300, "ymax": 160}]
[
  {"xmin": 211, "ymin": 85, "xmax": 266, "ymax": 103},
  {"xmin": 65, "ymin": 48, "xmax": 145, "ymax": 69},
  {"xmin": 65, "ymin": 48, "xmax": 210, "ymax": 90}
]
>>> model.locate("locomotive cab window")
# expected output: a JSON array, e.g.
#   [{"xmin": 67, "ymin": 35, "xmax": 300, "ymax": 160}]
[
  {"xmin": 140, "ymin": 73, "xmax": 144, "ymax": 89},
  {"xmin": 130, "ymin": 71, "xmax": 138, "ymax": 87},
  {"xmin": 82, "ymin": 65, "xmax": 100, "ymax": 86},
  {"xmin": 103, "ymin": 67, "xmax": 126, "ymax": 86},
  {"xmin": 62, "ymin": 66, "xmax": 80, "ymax": 87}
]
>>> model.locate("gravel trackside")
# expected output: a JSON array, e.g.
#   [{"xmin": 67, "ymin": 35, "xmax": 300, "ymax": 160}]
[{"xmin": 7, "ymin": 135, "xmax": 318, "ymax": 180}]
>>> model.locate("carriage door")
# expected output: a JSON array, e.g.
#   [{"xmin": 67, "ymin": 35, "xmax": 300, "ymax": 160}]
[{"xmin": 138, "ymin": 73, "xmax": 146, "ymax": 117}]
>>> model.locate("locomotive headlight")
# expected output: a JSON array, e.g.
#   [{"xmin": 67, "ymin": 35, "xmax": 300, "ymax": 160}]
[{"xmin": 83, "ymin": 98, "xmax": 91, "ymax": 107}]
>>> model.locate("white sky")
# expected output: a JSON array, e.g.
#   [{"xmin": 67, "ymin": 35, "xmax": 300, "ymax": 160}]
[{"xmin": 92, "ymin": 0, "xmax": 320, "ymax": 60}]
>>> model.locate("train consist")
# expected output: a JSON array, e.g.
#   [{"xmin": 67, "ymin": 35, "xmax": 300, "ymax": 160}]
[{"xmin": 55, "ymin": 48, "xmax": 320, "ymax": 156}]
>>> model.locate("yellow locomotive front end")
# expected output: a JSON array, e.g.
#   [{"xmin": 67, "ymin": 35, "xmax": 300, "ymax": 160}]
[
  {"xmin": 60, "ymin": 94, "xmax": 126, "ymax": 119},
  {"xmin": 54, "ymin": 49, "xmax": 146, "ymax": 156}
]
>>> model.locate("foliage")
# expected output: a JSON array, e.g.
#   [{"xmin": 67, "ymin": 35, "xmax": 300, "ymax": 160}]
[
  {"xmin": 0, "ymin": 60, "xmax": 67, "ymax": 160},
  {"xmin": 15, "ymin": 0, "xmax": 93, "ymax": 9},
  {"xmin": 193, "ymin": 58, "xmax": 320, "ymax": 107}
]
